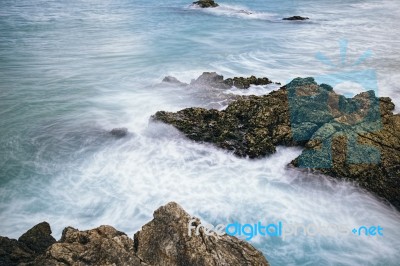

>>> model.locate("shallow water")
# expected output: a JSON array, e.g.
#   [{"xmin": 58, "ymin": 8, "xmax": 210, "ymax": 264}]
[{"xmin": 1, "ymin": 0, "xmax": 400, "ymax": 265}]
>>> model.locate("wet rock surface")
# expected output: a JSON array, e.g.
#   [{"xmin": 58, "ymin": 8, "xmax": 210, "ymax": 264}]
[
  {"xmin": 192, "ymin": 0, "xmax": 219, "ymax": 8},
  {"xmin": 0, "ymin": 203, "xmax": 269, "ymax": 266},
  {"xmin": 152, "ymin": 74, "xmax": 400, "ymax": 210},
  {"xmin": 134, "ymin": 202, "xmax": 269, "ymax": 266}
]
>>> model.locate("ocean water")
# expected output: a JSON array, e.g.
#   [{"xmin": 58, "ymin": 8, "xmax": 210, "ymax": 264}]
[{"xmin": 1, "ymin": 0, "xmax": 400, "ymax": 265}]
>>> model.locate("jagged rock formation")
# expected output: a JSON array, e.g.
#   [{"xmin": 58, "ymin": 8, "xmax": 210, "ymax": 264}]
[
  {"xmin": 0, "ymin": 222, "xmax": 56, "ymax": 266},
  {"xmin": 152, "ymin": 74, "xmax": 400, "ymax": 210},
  {"xmin": 134, "ymin": 202, "xmax": 268, "ymax": 266},
  {"xmin": 0, "ymin": 202, "xmax": 269, "ymax": 266}
]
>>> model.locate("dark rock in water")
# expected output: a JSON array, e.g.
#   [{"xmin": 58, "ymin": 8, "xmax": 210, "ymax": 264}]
[
  {"xmin": 134, "ymin": 202, "xmax": 269, "ymax": 266},
  {"xmin": 162, "ymin": 76, "xmax": 188, "ymax": 86},
  {"xmin": 193, "ymin": 0, "xmax": 219, "ymax": 8},
  {"xmin": 153, "ymin": 88, "xmax": 294, "ymax": 158},
  {"xmin": 110, "ymin": 127, "xmax": 128, "ymax": 137},
  {"xmin": 152, "ymin": 75, "xmax": 400, "ymax": 210},
  {"xmin": 0, "ymin": 203, "xmax": 269, "ymax": 265},
  {"xmin": 224, "ymin": 75, "xmax": 273, "ymax": 89},
  {"xmin": 18, "ymin": 222, "xmax": 56, "ymax": 254},
  {"xmin": 190, "ymin": 71, "xmax": 228, "ymax": 89},
  {"xmin": 189, "ymin": 72, "xmax": 275, "ymax": 90},
  {"xmin": 283, "ymin": 16, "xmax": 309, "ymax": 21}
]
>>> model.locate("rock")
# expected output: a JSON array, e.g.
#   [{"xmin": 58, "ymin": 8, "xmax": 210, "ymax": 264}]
[
  {"xmin": 283, "ymin": 16, "xmax": 309, "ymax": 21},
  {"xmin": 152, "ymin": 82, "xmax": 295, "ymax": 158},
  {"xmin": 18, "ymin": 222, "xmax": 56, "ymax": 254},
  {"xmin": 34, "ymin": 225, "xmax": 140, "ymax": 266},
  {"xmin": 1, "ymin": 203, "xmax": 269, "ymax": 265},
  {"xmin": 134, "ymin": 202, "xmax": 269, "ymax": 266},
  {"xmin": 190, "ymin": 72, "xmax": 229, "ymax": 89},
  {"xmin": 162, "ymin": 76, "xmax": 188, "ymax": 87},
  {"xmin": 0, "ymin": 222, "xmax": 55, "ymax": 265},
  {"xmin": 0, "ymin": 237, "xmax": 34, "ymax": 266},
  {"xmin": 193, "ymin": 0, "xmax": 219, "ymax": 8},
  {"xmin": 224, "ymin": 75, "xmax": 273, "ymax": 89},
  {"xmin": 110, "ymin": 127, "xmax": 128, "ymax": 138},
  {"xmin": 152, "ymin": 74, "xmax": 400, "ymax": 210}
]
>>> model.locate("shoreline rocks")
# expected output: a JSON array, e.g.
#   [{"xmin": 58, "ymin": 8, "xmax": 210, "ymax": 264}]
[
  {"xmin": 0, "ymin": 202, "xmax": 269, "ymax": 266},
  {"xmin": 152, "ymin": 73, "xmax": 400, "ymax": 210}
]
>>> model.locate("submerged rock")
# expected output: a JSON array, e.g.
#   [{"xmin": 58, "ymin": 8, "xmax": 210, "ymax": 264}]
[
  {"xmin": 0, "ymin": 203, "xmax": 269, "ymax": 265},
  {"xmin": 162, "ymin": 76, "xmax": 188, "ymax": 86},
  {"xmin": 152, "ymin": 75, "xmax": 400, "ymax": 210},
  {"xmin": 283, "ymin": 16, "xmax": 309, "ymax": 21},
  {"xmin": 110, "ymin": 127, "xmax": 128, "ymax": 137},
  {"xmin": 193, "ymin": 0, "xmax": 219, "ymax": 8}
]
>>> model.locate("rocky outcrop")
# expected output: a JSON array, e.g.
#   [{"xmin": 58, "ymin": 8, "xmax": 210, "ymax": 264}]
[
  {"xmin": 0, "ymin": 222, "xmax": 55, "ymax": 266},
  {"xmin": 187, "ymin": 72, "xmax": 275, "ymax": 90},
  {"xmin": 224, "ymin": 76, "xmax": 274, "ymax": 89},
  {"xmin": 134, "ymin": 202, "xmax": 268, "ymax": 266},
  {"xmin": 34, "ymin": 226, "xmax": 139, "ymax": 266},
  {"xmin": 0, "ymin": 203, "xmax": 269, "ymax": 266},
  {"xmin": 152, "ymin": 74, "xmax": 400, "ymax": 210},
  {"xmin": 283, "ymin": 16, "xmax": 309, "ymax": 21},
  {"xmin": 192, "ymin": 0, "xmax": 219, "ymax": 8},
  {"xmin": 153, "ymin": 89, "xmax": 293, "ymax": 158}
]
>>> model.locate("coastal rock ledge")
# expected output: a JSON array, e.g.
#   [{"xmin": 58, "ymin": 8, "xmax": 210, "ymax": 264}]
[
  {"xmin": 0, "ymin": 202, "xmax": 269, "ymax": 266},
  {"xmin": 152, "ymin": 74, "xmax": 400, "ymax": 211}
]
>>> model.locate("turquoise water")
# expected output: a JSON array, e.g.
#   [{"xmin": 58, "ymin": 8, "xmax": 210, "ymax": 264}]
[{"xmin": 1, "ymin": 0, "xmax": 400, "ymax": 265}]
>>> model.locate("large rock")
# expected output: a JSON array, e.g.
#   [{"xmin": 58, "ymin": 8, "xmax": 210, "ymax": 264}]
[
  {"xmin": 153, "ymin": 88, "xmax": 294, "ymax": 158},
  {"xmin": 152, "ymin": 75, "xmax": 400, "ymax": 210},
  {"xmin": 0, "ymin": 222, "xmax": 55, "ymax": 266},
  {"xmin": 134, "ymin": 202, "xmax": 268, "ymax": 266},
  {"xmin": 0, "ymin": 203, "xmax": 269, "ymax": 265}
]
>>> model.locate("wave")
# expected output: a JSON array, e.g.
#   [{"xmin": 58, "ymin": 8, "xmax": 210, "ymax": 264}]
[{"xmin": 188, "ymin": 3, "xmax": 278, "ymax": 22}]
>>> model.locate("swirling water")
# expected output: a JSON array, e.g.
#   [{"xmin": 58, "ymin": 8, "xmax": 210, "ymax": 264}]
[{"xmin": 1, "ymin": 0, "xmax": 400, "ymax": 265}]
